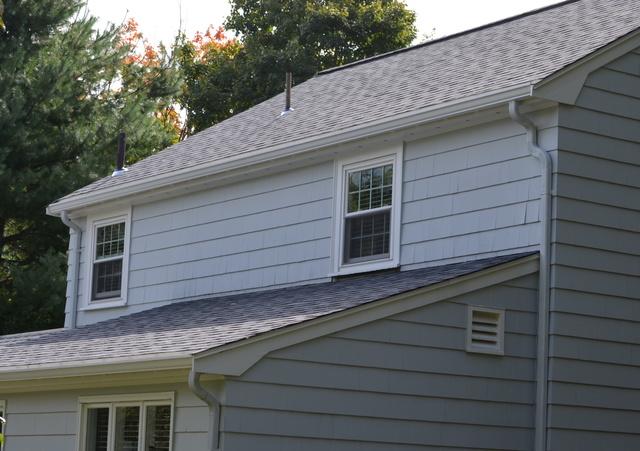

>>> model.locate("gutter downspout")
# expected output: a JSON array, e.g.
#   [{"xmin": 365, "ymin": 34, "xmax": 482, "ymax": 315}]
[
  {"xmin": 60, "ymin": 211, "xmax": 82, "ymax": 329},
  {"xmin": 508, "ymin": 101, "xmax": 553, "ymax": 451},
  {"xmin": 188, "ymin": 369, "xmax": 221, "ymax": 451}
]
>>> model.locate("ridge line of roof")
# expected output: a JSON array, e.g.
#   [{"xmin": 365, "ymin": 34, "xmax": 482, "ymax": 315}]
[{"xmin": 318, "ymin": 0, "xmax": 580, "ymax": 76}]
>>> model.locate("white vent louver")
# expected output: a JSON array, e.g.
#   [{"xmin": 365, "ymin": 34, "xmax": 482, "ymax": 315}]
[{"xmin": 466, "ymin": 306, "xmax": 504, "ymax": 355}]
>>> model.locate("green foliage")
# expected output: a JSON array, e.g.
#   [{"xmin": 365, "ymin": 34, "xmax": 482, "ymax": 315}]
[
  {"xmin": 178, "ymin": 0, "xmax": 416, "ymax": 134},
  {"xmin": 0, "ymin": 0, "xmax": 181, "ymax": 334},
  {"xmin": 174, "ymin": 28, "xmax": 242, "ymax": 136}
]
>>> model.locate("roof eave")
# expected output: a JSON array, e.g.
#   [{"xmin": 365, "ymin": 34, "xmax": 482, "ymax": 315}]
[
  {"xmin": 533, "ymin": 26, "xmax": 640, "ymax": 104},
  {"xmin": 47, "ymin": 83, "xmax": 533, "ymax": 216},
  {"xmin": 0, "ymin": 353, "xmax": 193, "ymax": 382}
]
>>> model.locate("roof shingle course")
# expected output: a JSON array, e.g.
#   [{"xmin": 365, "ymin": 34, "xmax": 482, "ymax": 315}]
[
  {"xmin": 0, "ymin": 253, "xmax": 534, "ymax": 371},
  {"xmin": 55, "ymin": 0, "xmax": 640, "ymax": 204}
]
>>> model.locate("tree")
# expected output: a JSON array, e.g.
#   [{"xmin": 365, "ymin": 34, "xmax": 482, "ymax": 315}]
[
  {"xmin": 0, "ymin": 1, "xmax": 180, "ymax": 334},
  {"xmin": 178, "ymin": 0, "xmax": 416, "ymax": 134},
  {"xmin": 175, "ymin": 27, "xmax": 242, "ymax": 137}
]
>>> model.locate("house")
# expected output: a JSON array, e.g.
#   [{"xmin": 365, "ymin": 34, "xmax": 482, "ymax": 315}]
[{"xmin": 0, "ymin": 0, "xmax": 639, "ymax": 449}]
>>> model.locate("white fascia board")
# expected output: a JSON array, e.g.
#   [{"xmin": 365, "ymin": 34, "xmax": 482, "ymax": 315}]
[
  {"xmin": 193, "ymin": 254, "xmax": 540, "ymax": 377},
  {"xmin": 0, "ymin": 353, "xmax": 192, "ymax": 382},
  {"xmin": 534, "ymin": 28, "xmax": 640, "ymax": 104},
  {"xmin": 47, "ymin": 83, "xmax": 532, "ymax": 216}
]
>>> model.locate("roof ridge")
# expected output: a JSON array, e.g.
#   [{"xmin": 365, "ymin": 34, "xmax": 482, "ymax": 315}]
[{"xmin": 318, "ymin": 0, "xmax": 580, "ymax": 76}]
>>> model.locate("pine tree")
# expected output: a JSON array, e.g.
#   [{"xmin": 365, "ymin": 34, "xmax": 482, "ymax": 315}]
[{"xmin": 0, "ymin": 0, "xmax": 180, "ymax": 334}]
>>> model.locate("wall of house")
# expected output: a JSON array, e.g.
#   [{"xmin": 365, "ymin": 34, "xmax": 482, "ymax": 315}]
[
  {"xmin": 71, "ymin": 110, "xmax": 556, "ymax": 327},
  {"xmin": 221, "ymin": 276, "xmax": 539, "ymax": 451},
  {"xmin": 400, "ymin": 113, "xmax": 556, "ymax": 269},
  {"xmin": 547, "ymin": 47, "xmax": 640, "ymax": 450},
  {"xmin": 0, "ymin": 381, "xmax": 211, "ymax": 451},
  {"xmin": 73, "ymin": 162, "xmax": 335, "ymax": 326}
]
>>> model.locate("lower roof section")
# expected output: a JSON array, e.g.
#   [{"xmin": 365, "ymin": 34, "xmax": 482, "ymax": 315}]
[{"xmin": 0, "ymin": 252, "xmax": 537, "ymax": 380}]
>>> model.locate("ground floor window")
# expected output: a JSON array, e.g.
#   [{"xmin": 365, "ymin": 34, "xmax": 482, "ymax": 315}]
[
  {"xmin": 79, "ymin": 393, "xmax": 173, "ymax": 451},
  {"xmin": 0, "ymin": 399, "xmax": 5, "ymax": 451}
]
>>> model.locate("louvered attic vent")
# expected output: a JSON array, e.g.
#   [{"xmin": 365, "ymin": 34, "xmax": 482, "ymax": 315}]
[{"xmin": 466, "ymin": 306, "xmax": 504, "ymax": 355}]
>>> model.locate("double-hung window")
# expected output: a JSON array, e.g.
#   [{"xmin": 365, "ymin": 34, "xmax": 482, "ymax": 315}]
[
  {"xmin": 334, "ymin": 145, "xmax": 402, "ymax": 275},
  {"xmin": 79, "ymin": 393, "xmax": 173, "ymax": 451},
  {"xmin": 344, "ymin": 164, "xmax": 393, "ymax": 262},
  {"xmin": 85, "ymin": 211, "xmax": 131, "ymax": 308}
]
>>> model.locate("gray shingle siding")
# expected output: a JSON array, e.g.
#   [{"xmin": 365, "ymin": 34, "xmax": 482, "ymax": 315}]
[
  {"xmin": 2, "ymin": 384, "xmax": 210, "ymax": 451},
  {"xmin": 72, "ymin": 112, "xmax": 553, "ymax": 326},
  {"xmin": 547, "ymin": 46, "xmax": 640, "ymax": 450},
  {"xmin": 400, "ymin": 113, "xmax": 557, "ymax": 269},
  {"xmin": 221, "ymin": 275, "xmax": 539, "ymax": 450}
]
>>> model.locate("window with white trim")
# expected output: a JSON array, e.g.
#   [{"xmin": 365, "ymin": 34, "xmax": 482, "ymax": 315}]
[
  {"xmin": 344, "ymin": 164, "xmax": 393, "ymax": 262},
  {"xmin": 333, "ymin": 145, "xmax": 403, "ymax": 275},
  {"xmin": 0, "ymin": 399, "xmax": 5, "ymax": 451},
  {"xmin": 84, "ymin": 211, "xmax": 131, "ymax": 307},
  {"xmin": 93, "ymin": 221, "xmax": 126, "ymax": 300},
  {"xmin": 79, "ymin": 393, "xmax": 173, "ymax": 451}
]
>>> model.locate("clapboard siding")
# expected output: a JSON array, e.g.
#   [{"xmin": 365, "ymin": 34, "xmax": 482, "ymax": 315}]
[
  {"xmin": 1, "ymin": 382, "xmax": 209, "ymax": 451},
  {"xmin": 222, "ymin": 433, "xmax": 504, "ymax": 451},
  {"xmin": 221, "ymin": 279, "xmax": 538, "ymax": 450},
  {"xmin": 549, "ymin": 381, "xmax": 640, "ymax": 412},
  {"xmin": 548, "ymin": 48, "xmax": 640, "ymax": 449},
  {"xmin": 400, "ymin": 116, "xmax": 550, "ymax": 269}
]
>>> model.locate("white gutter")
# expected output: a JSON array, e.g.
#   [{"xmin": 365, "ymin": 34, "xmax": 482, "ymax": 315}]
[
  {"xmin": 60, "ymin": 211, "xmax": 82, "ymax": 329},
  {"xmin": 508, "ymin": 101, "xmax": 553, "ymax": 451},
  {"xmin": 0, "ymin": 354, "xmax": 193, "ymax": 381},
  {"xmin": 47, "ymin": 83, "xmax": 532, "ymax": 216},
  {"xmin": 188, "ymin": 369, "xmax": 221, "ymax": 451}
]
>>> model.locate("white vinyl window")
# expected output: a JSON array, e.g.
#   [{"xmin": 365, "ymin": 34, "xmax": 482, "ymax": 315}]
[
  {"xmin": 333, "ymin": 144, "xmax": 403, "ymax": 276},
  {"xmin": 84, "ymin": 210, "xmax": 131, "ymax": 308},
  {"xmin": 79, "ymin": 393, "xmax": 173, "ymax": 451}
]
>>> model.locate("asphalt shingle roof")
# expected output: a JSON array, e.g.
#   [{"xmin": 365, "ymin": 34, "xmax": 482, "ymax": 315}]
[
  {"xmin": 0, "ymin": 253, "xmax": 534, "ymax": 371},
  {"xmin": 53, "ymin": 0, "xmax": 640, "ymax": 205}
]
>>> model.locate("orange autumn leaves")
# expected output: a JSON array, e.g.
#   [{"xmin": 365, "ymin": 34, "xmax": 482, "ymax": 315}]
[
  {"xmin": 118, "ymin": 19, "xmax": 239, "ymax": 140},
  {"xmin": 120, "ymin": 19, "xmax": 160, "ymax": 66}
]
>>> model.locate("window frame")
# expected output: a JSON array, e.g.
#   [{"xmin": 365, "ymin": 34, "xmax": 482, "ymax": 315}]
[
  {"xmin": 77, "ymin": 392, "xmax": 174, "ymax": 451},
  {"xmin": 82, "ymin": 209, "xmax": 132, "ymax": 310},
  {"xmin": 332, "ymin": 143, "xmax": 403, "ymax": 276},
  {"xmin": 0, "ymin": 399, "xmax": 5, "ymax": 451}
]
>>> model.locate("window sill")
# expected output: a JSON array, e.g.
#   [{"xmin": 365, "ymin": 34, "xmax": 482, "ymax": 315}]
[
  {"xmin": 81, "ymin": 298, "xmax": 127, "ymax": 311},
  {"xmin": 330, "ymin": 259, "xmax": 399, "ymax": 277}
]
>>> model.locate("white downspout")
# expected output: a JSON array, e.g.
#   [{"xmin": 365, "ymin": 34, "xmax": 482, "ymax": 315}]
[
  {"xmin": 60, "ymin": 211, "xmax": 82, "ymax": 329},
  {"xmin": 508, "ymin": 101, "xmax": 553, "ymax": 451},
  {"xmin": 188, "ymin": 369, "xmax": 221, "ymax": 451}
]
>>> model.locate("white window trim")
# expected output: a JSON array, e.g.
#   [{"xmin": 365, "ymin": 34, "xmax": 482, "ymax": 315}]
[
  {"xmin": 77, "ymin": 392, "xmax": 175, "ymax": 451},
  {"xmin": 0, "ymin": 399, "xmax": 5, "ymax": 451},
  {"xmin": 331, "ymin": 142, "xmax": 403, "ymax": 276},
  {"xmin": 82, "ymin": 207, "xmax": 132, "ymax": 310},
  {"xmin": 466, "ymin": 305, "xmax": 505, "ymax": 356}
]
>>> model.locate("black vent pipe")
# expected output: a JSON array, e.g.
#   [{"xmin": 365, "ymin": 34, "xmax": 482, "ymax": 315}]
[
  {"xmin": 112, "ymin": 131, "xmax": 127, "ymax": 176},
  {"xmin": 284, "ymin": 72, "xmax": 293, "ymax": 113}
]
